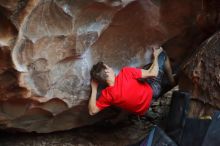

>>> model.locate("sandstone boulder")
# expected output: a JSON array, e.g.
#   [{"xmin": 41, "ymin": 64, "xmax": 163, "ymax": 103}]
[{"xmin": 0, "ymin": 0, "xmax": 219, "ymax": 132}]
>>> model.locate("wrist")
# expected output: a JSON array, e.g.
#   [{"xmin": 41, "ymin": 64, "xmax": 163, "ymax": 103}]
[
  {"xmin": 154, "ymin": 55, "xmax": 159, "ymax": 60},
  {"xmin": 92, "ymin": 86, "xmax": 97, "ymax": 91}
]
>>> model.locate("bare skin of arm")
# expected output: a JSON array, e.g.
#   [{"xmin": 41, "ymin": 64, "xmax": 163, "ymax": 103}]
[
  {"xmin": 141, "ymin": 47, "xmax": 163, "ymax": 78},
  {"xmin": 88, "ymin": 80, "xmax": 100, "ymax": 116}
]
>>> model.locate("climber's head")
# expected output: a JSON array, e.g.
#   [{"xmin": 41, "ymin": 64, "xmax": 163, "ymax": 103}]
[{"xmin": 90, "ymin": 62, "xmax": 115, "ymax": 86}]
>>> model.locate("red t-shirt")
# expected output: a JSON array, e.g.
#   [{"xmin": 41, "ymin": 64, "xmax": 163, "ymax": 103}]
[{"xmin": 96, "ymin": 67, "xmax": 153, "ymax": 115}]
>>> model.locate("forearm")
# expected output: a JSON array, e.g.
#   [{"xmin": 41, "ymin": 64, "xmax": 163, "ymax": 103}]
[
  {"xmin": 89, "ymin": 88, "xmax": 97, "ymax": 109},
  {"xmin": 141, "ymin": 55, "xmax": 159, "ymax": 78},
  {"xmin": 148, "ymin": 55, "xmax": 159, "ymax": 76},
  {"xmin": 88, "ymin": 87, "xmax": 99, "ymax": 115},
  {"xmin": 141, "ymin": 47, "xmax": 162, "ymax": 78}
]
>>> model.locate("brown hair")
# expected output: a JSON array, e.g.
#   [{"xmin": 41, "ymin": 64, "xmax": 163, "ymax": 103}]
[{"xmin": 90, "ymin": 62, "xmax": 108, "ymax": 84}]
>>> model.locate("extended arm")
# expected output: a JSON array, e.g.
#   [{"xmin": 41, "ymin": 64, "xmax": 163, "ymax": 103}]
[
  {"xmin": 141, "ymin": 47, "xmax": 163, "ymax": 78},
  {"xmin": 88, "ymin": 80, "xmax": 100, "ymax": 116}
]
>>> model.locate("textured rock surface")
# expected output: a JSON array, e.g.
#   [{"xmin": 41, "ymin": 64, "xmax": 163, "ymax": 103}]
[
  {"xmin": 0, "ymin": 120, "xmax": 153, "ymax": 146},
  {"xmin": 181, "ymin": 31, "xmax": 220, "ymax": 117},
  {"xmin": 0, "ymin": 0, "xmax": 219, "ymax": 132},
  {"xmin": 0, "ymin": 87, "xmax": 175, "ymax": 146}
]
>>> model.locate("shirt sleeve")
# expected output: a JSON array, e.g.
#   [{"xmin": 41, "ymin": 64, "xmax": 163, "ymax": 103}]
[
  {"xmin": 96, "ymin": 89, "xmax": 112, "ymax": 110},
  {"xmin": 121, "ymin": 67, "xmax": 142, "ymax": 79}
]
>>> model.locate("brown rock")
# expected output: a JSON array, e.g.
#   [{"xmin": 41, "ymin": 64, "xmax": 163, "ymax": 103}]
[
  {"xmin": 0, "ymin": 0, "xmax": 219, "ymax": 132},
  {"xmin": 181, "ymin": 31, "xmax": 220, "ymax": 117}
]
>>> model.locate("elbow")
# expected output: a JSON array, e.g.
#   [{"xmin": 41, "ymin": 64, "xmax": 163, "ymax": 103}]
[
  {"xmin": 153, "ymin": 72, "xmax": 158, "ymax": 78},
  {"xmin": 142, "ymin": 69, "xmax": 158, "ymax": 78},
  {"xmin": 88, "ymin": 106, "xmax": 99, "ymax": 116},
  {"xmin": 89, "ymin": 109, "xmax": 96, "ymax": 116},
  {"xmin": 149, "ymin": 67, "xmax": 159, "ymax": 78},
  {"xmin": 150, "ymin": 70, "xmax": 158, "ymax": 78}
]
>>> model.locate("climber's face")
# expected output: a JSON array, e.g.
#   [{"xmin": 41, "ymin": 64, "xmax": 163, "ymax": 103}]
[{"xmin": 104, "ymin": 64, "xmax": 115, "ymax": 85}]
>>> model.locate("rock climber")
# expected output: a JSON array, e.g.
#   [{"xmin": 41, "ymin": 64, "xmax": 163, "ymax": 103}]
[{"xmin": 88, "ymin": 47, "xmax": 175, "ymax": 117}]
